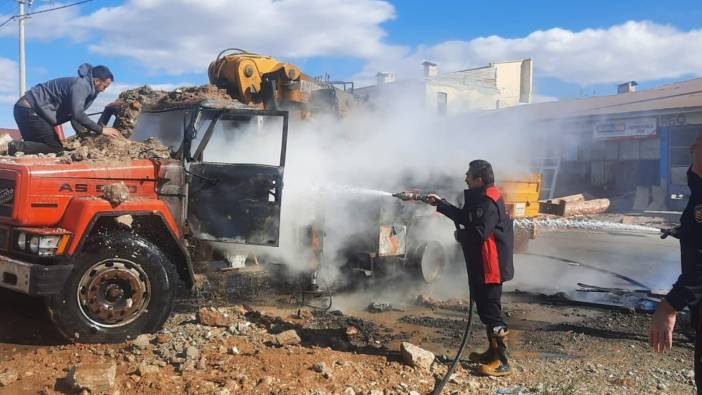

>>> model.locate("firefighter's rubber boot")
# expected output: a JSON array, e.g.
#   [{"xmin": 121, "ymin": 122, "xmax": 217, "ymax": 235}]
[
  {"xmin": 478, "ymin": 327, "xmax": 512, "ymax": 377},
  {"xmin": 468, "ymin": 327, "xmax": 495, "ymax": 363}
]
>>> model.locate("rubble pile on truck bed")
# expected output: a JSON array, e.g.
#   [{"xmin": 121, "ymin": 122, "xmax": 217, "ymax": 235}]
[
  {"xmin": 112, "ymin": 84, "xmax": 250, "ymax": 137},
  {"xmin": 60, "ymin": 135, "xmax": 171, "ymax": 162}
]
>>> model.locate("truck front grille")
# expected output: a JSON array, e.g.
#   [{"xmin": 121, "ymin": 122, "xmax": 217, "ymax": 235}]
[{"xmin": 0, "ymin": 179, "xmax": 16, "ymax": 217}]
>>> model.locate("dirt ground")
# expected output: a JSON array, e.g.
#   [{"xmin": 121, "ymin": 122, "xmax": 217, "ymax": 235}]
[{"xmin": 0, "ymin": 268, "xmax": 696, "ymax": 395}]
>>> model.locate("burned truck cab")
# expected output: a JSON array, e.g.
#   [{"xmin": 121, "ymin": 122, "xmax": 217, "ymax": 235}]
[{"xmin": 0, "ymin": 102, "xmax": 288, "ymax": 343}]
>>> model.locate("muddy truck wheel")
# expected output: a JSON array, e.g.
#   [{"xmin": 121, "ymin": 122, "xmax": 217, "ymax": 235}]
[
  {"xmin": 45, "ymin": 232, "xmax": 177, "ymax": 343},
  {"xmin": 408, "ymin": 241, "xmax": 446, "ymax": 283}
]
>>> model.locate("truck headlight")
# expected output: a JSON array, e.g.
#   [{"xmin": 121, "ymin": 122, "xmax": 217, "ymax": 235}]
[
  {"xmin": 37, "ymin": 236, "xmax": 61, "ymax": 257},
  {"xmin": 16, "ymin": 232, "xmax": 26, "ymax": 250},
  {"xmin": 14, "ymin": 231, "xmax": 71, "ymax": 256},
  {"xmin": 29, "ymin": 236, "xmax": 39, "ymax": 254}
]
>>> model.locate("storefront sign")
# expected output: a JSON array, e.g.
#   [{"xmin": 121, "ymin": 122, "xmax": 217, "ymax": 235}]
[
  {"xmin": 659, "ymin": 113, "xmax": 688, "ymax": 127},
  {"xmin": 593, "ymin": 117, "xmax": 657, "ymax": 140}
]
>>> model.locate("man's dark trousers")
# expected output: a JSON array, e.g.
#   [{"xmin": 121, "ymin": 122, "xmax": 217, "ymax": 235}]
[
  {"xmin": 465, "ymin": 251, "xmax": 506, "ymax": 328},
  {"xmin": 13, "ymin": 104, "xmax": 63, "ymax": 155}
]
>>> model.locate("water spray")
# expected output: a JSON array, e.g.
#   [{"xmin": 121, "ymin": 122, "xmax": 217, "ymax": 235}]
[
  {"xmin": 514, "ymin": 218, "xmax": 662, "ymax": 235},
  {"xmin": 311, "ymin": 184, "xmax": 393, "ymax": 198}
]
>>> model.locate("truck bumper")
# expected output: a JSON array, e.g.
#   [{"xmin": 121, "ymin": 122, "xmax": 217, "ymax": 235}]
[{"xmin": 0, "ymin": 255, "xmax": 72, "ymax": 295}]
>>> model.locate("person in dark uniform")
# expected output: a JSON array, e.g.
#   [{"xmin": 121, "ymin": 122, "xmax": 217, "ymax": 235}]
[
  {"xmin": 426, "ymin": 159, "xmax": 514, "ymax": 377},
  {"xmin": 2, "ymin": 63, "xmax": 122, "ymax": 155},
  {"xmin": 650, "ymin": 133, "xmax": 702, "ymax": 394}
]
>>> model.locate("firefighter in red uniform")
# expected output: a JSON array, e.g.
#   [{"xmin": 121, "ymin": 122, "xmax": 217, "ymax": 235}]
[{"xmin": 427, "ymin": 159, "xmax": 514, "ymax": 376}]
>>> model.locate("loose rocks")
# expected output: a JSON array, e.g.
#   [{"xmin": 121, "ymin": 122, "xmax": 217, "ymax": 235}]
[
  {"xmin": 132, "ymin": 334, "xmax": 151, "ymax": 350},
  {"xmin": 66, "ymin": 362, "xmax": 116, "ymax": 393},
  {"xmin": 274, "ymin": 329, "xmax": 302, "ymax": 346},
  {"xmin": 0, "ymin": 370, "xmax": 18, "ymax": 387},
  {"xmin": 400, "ymin": 342, "xmax": 435, "ymax": 371},
  {"xmin": 198, "ymin": 307, "xmax": 232, "ymax": 327}
]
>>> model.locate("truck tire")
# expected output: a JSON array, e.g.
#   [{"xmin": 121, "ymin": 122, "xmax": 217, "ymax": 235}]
[
  {"xmin": 408, "ymin": 241, "xmax": 446, "ymax": 283},
  {"xmin": 45, "ymin": 232, "xmax": 178, "ymax": 343}
]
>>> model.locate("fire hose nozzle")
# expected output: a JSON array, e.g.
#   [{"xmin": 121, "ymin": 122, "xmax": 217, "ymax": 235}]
[{"xmin": 392, "ymin": 191, "xmax": 431, "ymax": 203}]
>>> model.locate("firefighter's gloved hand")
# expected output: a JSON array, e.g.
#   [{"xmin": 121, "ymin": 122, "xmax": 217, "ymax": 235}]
[
  {"xmin": 425, "ymin": 193, "xmax": 441, "ymax": 206},
  {"xmin": 660, "ymin": 226, "xmax": 681, "ymax": 239}
]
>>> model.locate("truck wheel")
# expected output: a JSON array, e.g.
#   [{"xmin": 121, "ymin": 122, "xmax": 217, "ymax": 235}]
[
  {"xmin": 45, "ymin": 232, "xmax": 177, "ymax": 343},
  {"xmin": 409, "ymin": 241, "xmax": 446, "ymax": 283}
]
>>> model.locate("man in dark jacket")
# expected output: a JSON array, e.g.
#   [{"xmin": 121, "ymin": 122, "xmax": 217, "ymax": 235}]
[
  {"xmin": 4, "ymin": 63, "xmax": 122, "ymax": 155},
  {"xmin": 650, "ymin": 133, "xmax": 702, "ymax": 394},
  {"xmin": 426, "ymin": 159, "xmax": 514, "ymax": 377}
]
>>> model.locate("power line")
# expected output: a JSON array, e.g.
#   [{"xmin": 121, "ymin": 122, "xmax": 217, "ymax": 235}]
[
  {"xmin": 0, "ymin": 14, "xmax": 14, "ymax": 29},
  {"xmin": 0, "ymin": 0, "xmax": 94, "ymax": 30},
  {"xmin": 23, "ymin": 0, "xmax": 93, "ymax": 17}
]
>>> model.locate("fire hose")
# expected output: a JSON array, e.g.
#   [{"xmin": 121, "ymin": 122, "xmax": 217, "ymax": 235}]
[
  {"xmin": 393, "ymin": 192, "xmax": 475, "ymax": 395},
  {"xmin": 432, "ymin": 220, "xmax": 475, "ymax": 395}
]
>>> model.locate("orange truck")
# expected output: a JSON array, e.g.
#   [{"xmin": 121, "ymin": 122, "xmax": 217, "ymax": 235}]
[{"xmin": 0, "ymin": 104, "xmax": 288, "ymax": 343}]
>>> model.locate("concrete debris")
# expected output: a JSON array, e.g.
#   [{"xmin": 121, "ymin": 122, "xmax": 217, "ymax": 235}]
[
  {"xmin": 66, "ymin": 362, "xmax": 116, "ymax": 393},
  {"xmin": 197, "ymin": 307, "xmax": 232, "ymax": 327},
  {"xmin": 400, "ymin": 342, "xmax": 435, "ymax": 371},
  {"xmin": 102, "ymin": 182, "xmax": 130, "ymax": 205},
  {"xmin": 185, "ymin": 346, "xmax": 200, "ymax": 361},
  {"xmin": 0, "ymin": 370, "xmax": 18, "ymax": 387},
  {"xmin": 131, "ymin": 334, "xmax": 151, "ymax": 350},
  {"xmin": 136, "ymin": 361, "xmax": 159, "ymax": 376},
  {"xmin": 274, "ymin": 329, "xmax": 302, "ymax": 346}
]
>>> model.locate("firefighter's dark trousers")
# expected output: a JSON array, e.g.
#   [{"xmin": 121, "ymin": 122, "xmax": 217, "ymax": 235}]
[{"xmin": 470, "ymin": 277, "xmax": 507, "ymax": 329}]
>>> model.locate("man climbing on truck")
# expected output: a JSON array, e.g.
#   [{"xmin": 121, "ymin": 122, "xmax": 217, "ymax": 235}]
[{"xmin": 2, "ymin": 63, "xmax": 123, "ymax": 155}]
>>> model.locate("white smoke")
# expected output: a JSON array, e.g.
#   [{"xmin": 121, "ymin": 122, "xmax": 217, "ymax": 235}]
[{"xmin": 198, "ymin": 84, "xmax": 536, "ymax": 290}]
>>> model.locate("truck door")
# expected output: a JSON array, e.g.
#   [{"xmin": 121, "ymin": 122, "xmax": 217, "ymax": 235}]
[{"xmin": 187, "ymin": 109, "xmax": 288, "ymax": 246}]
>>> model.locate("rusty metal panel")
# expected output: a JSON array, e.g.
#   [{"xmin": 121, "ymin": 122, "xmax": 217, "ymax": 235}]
[{"xmin": 378, "ymin": 224, "xmax": 406, "ymax": 257}]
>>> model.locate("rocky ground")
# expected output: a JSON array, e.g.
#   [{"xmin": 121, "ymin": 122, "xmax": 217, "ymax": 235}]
[{"xmin": 0, "ymin": 280, "xmax": 696, "ymax": 395}]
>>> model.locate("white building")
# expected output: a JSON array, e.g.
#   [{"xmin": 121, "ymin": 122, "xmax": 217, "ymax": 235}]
[{"xmin": 356, "ymin": 59, "xmax": 533, "ymax": 115}]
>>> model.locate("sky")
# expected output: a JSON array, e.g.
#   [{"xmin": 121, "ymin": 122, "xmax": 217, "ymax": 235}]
[{"xmin": 0, "ymin": 0, "xmax": 701, "ymax": 128}]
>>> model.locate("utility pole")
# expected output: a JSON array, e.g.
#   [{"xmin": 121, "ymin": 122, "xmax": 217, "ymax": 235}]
[{"xmin": 18, "ymin": 0, "xmax": 30, "ymax": 97}]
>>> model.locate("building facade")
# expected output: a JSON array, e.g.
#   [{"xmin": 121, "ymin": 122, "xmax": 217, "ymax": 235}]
[
  {"xmin": 356, "ymin": 59, "xmax": 533, "ymax": 115},
  {"xmin": 508, "ymin": 79, "xmax": 702, "ymax": 210}
]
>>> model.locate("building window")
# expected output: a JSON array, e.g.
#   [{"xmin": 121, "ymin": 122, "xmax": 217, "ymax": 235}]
[{"xmin": 437, "ymin": 92, "xmax": 447, "ymax": 115}]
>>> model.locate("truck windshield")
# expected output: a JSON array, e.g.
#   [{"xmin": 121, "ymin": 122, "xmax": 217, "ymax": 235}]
[
  {"xmin": 191, "ymin": 112, "xmax": 284, "ymax": 166},
  {"xmin": 131, "ymin": 109, "xmax": 189, "ymax": 151}
]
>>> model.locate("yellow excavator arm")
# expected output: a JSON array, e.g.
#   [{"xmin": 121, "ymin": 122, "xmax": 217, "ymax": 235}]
[
  {"xmin": 208, "ymin": 48, "xmax": 356, "ymax": 115},
  {"xmin": 208, "ymin": 48, "xmax": 306, "ymax": 107}
]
